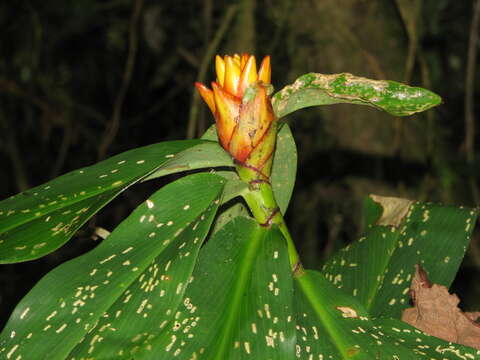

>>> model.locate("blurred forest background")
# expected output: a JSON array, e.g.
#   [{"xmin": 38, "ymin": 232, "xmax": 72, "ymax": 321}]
[{"xmin": 1, "ymin": 0, "xmax": 480, "ymax": 327}]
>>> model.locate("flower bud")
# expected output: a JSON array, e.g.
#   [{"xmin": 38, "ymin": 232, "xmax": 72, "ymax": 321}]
[{"xmin": 195, "ymin": 54, "xmax": 276, "ymax": 181}]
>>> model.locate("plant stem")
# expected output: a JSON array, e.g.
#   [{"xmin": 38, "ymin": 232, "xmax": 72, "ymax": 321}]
[{"xmin": 242, "ymin": 180, "xmax": 303, "ymax": 276}]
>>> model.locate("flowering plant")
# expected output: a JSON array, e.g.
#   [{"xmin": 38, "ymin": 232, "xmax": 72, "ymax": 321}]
[{"xmin": 0, "ymin": 54, "xmax": 478, "ymax": 360}]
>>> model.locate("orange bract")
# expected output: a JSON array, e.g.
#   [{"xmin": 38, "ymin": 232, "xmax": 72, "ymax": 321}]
[{"xmin": 195, "ymin": 54, "xmax": 275, "ymax": 174}]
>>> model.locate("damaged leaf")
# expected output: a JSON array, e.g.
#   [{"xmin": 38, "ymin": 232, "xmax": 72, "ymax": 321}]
[
  {"xmin": 402, "ymin": 264, "xmax": 480, "ymax": 350},
  {"xmin": 369, "ymin": 194, "xmax": 414, "ymax": 227},
  {"xmin": 272, "ymin": 72, "xmax": 441, "ymax": 118}
]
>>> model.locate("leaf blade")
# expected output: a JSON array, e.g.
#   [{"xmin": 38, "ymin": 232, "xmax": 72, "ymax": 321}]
[
  {"xmin": 321, "ymin": 195, "xmax": 478, "ymax": 318},
  {"xmin": 0, "ymin": 173, "xmax": 225, "ymax": 360},
  {"xmin": 0, "ymin": 140, "xmax": 231, "ymax": 263},
  {"xmin": 294, "ymin": 270, "xmax": 479, "ymax": 359},
  {"xmin": 272, "ymin": 72, "xmax": 441, "ymax": 118},
  {"xmin": 140, "ymin": 217, "xmax": 296, "ymax": 360}
]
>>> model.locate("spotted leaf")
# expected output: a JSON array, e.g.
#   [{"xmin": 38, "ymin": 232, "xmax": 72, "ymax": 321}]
[
  {"xmin": 0, "ymin": 173, "xmax": 225, "ymax": 360},
  {"xmin": 374, "ymin": 318, "xmax": 480, "ymax": 359},
  {"xmin": 321, "ymin": 195, "xmax": 478, "ymax": 318},
  {"xmin": 0, "ymin": 140, "xmax": 231, "ymax": 263},
  {"xmin": 139, "ymin": 217, "xmax": 296, "ymax": 360},
  {"xmin": 294, "ymin": 270, "xmax": 480, "ymax": 359},
  {"xmin": 294, "ymin": 270, "xmax": 413, "ymax": 359},
  {"xmin": 272, "ymin": 72, "xmax": 441, "ymax": 118}
]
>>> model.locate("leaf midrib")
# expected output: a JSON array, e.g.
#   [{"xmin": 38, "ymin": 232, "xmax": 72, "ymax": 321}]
[
  {"xmin": 364, "ymin": 227, "xmax": 401, "ymax": 313},
  {"xmin": 295, "ymin": 271, "xmax": 351, "ymax": 359},
  {"xmin": 212, "ymin": 224, "xmax": 265, "ymax": 360}
]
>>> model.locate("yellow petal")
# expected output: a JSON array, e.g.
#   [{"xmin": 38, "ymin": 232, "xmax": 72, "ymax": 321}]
[
  {"xmin": 238, "ymin": 55, "xmax": 258, "ymax": 97},
  {"xmin": 224, "ymin": 56, "xmax": 242, "ymax": 97},
  {"xmin": 195, "ymin": 82, "xmax": 215, "ymax": 114},
  {"xmin": 232, "ymin": 54, "xmax": 241, "ymax": 68},
  {"xmin": 215, "ymin": 55, "xmax": 225, "ymax": 87},
  {"xmin": 258, "ymin": 56, "xmax": 271, "ymax": 84},
  {"xmin": 212, "ymin": 82, "xmax": 240, "ymax": 150}
]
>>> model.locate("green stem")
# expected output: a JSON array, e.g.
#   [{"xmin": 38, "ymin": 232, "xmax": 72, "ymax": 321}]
[{"xmin": 241, "ymin": 180, "xmax": 303, "ymax": 275}]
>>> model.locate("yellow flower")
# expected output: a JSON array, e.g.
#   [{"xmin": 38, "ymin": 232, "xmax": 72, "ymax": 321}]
[{"xmin": 195, "ymin": 54, "xmax": 276, "ymax": 180}]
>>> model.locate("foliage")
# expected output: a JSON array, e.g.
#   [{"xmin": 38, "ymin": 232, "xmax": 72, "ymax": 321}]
[
  {"xmin": 0, "ymin": 65, "xmax": 478, "ymax": 359},
  {"xmin": 3, "ymin": 1, "xmax": 480, "ymax": 321}
]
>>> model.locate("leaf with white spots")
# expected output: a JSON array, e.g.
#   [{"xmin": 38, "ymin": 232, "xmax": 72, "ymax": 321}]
[
  {"xmin": 141, "ymin": 142, "xmax": 232, "ymax": 181},
  {"xmin": 0, "ymin": 140, "xmax": 231, "ymax": 264},
  {"xmin": 294, "ymin": 270, "xmax": 414, "ymax": 359},
  {"xmin": 68, "ymin": 183, "xmax": 221, "ymax": 358},
  {"xmin": 139, "ymin": 217, "xmax": 296, "ymax": 360},
  {"xmin": 0, "ymin": 173, "xmax": 225, "ymax": 360},
  {"xmin": 321, "ymin": 195, "xmax": 478, "ymax": 319},
  {"xmin": 272, "ymin": 72, "xmax": 442, "ymax": 118},
  {"xmin": 294, "ymin": 270, "xmax": 478, "ymax": 359},
  {"xmin": 374, "ymin": 318, "xmax": 480, "ymax": 359}
]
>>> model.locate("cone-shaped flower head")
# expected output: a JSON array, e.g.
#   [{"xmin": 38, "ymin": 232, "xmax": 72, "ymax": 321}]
[{"xmin": 195, "ymin": 54, "xmax": 276, "ymax": 180}]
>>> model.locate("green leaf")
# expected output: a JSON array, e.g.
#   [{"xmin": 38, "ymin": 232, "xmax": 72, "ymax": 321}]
[
  {"xmin": 142, "ymin": 142, "xmax": 232, "ymax": 181},
  {"xmin": 199, "ymin": 124, "xmax": 219, "ymax": 141},
  {"xmin": 0, "ymin": 173, "xmax": 225, "ymax": 360},
  {"xmin": 140, "ymin": 217, "xmax": 295, "ymax": 360},
  {"xmin": 271, "ymin": 124, "xmax": 297, "ymax": 215},
  {"xmin": 373, "ymin": 317, "xmax": 480, "ymax": 359},
  {"xmin": 361, "ymin": 195, "xmax": 383, "ymax": 229},
  {"xmin": 272, "ymin": 72, "xmax": 441, "ymax": 118},
  {"xmin": 321, "ymin": 195, "xmax": 478, "ymax": 318},
  {"xmin": 295, "ymin": 270, "xmax": 413, "ymax": 359},
  {"xmin": 0, "ymin": 140, "xmax": 231, "ymax": 264},
  {"xmin": 294, "ymin": 270, "xmax": 479, "ymax": 359}
]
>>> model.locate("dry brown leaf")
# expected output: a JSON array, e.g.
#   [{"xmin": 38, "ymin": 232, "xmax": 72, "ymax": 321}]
[
  {"xmin": 369, "ymin": 194, "xmax": 414, "ymax": 227},
  {"xmin": 401, "ymin": 264, "xmax": 480, "ymax": 350}
]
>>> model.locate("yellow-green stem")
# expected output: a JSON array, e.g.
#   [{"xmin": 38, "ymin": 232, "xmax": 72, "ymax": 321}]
[{"xmin": 241, "ymin": 181, "xmax": 303, "ymax": 275}]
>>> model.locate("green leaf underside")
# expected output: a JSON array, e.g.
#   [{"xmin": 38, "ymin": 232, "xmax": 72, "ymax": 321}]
[
  {"xmin": 321, "ymin": 197, "xmax": 478, "ymax": 319},
  {"xmin": 201, "ymin": 123, "xmax": 297, "ymax": 215},
  {"xmin": 0, "ymin": 173, "xmax": 225, "ymax": 360},
  {"xmin": 272, "ymin": 72, "xmax": 442, "ymax": 118},
  {"xmin": 294, "ymin": 270, "xmax": 479, "ymax": 359},
  {"xmin": 139, "ymin": 217, "xmax": 295, "ymax": 360},
  {"xmin": 0, "ymin": 140, "xmax": 231, "ymax": 263}
]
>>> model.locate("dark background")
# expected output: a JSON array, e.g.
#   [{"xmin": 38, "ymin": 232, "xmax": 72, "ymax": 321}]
[{"xmin": 1, "ymin": 0, "xmax": 480, "ymax": 327}]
